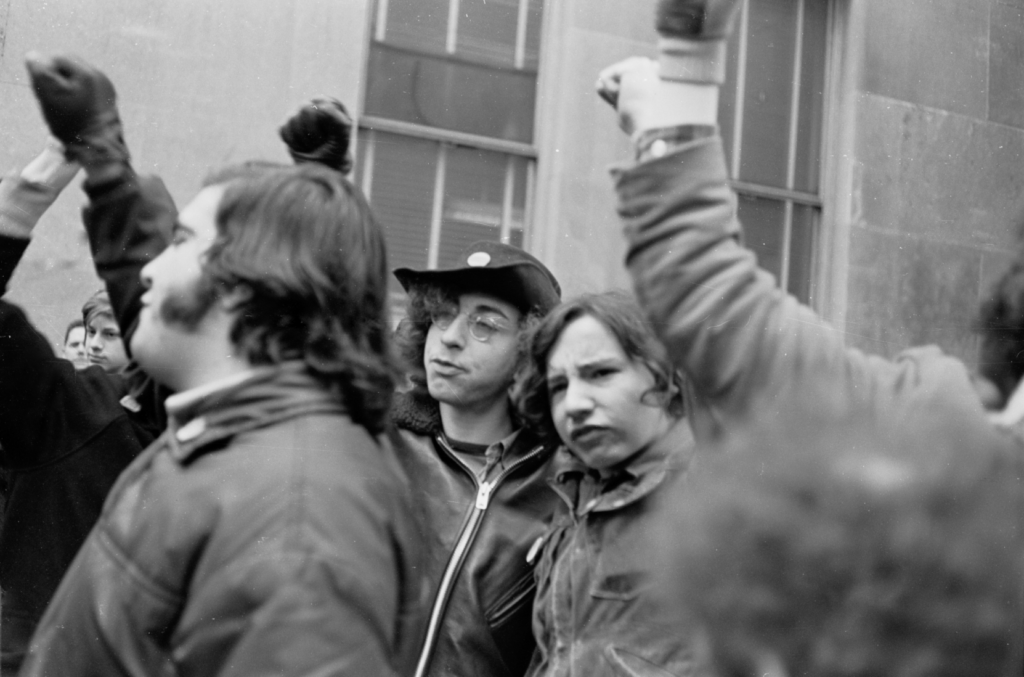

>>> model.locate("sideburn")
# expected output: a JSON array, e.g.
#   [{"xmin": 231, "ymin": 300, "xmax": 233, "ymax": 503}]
[{"xmin": 158, "ymin": 269, "xmax": 221, "ymax": 331}]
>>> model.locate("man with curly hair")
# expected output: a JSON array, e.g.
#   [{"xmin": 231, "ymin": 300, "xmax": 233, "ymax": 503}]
[
  {"xmin": 391, "ymin": 242, "xmax": 563, "ymax": 677},
  {"xmin": 19, "ymin": 54, "xmax": 426, "ymax": 677}
]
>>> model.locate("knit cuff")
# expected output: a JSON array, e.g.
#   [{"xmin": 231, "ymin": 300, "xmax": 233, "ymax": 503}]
[{"xmin": 658, "ymin": 37, "xmax": 729, "ymax": 84}]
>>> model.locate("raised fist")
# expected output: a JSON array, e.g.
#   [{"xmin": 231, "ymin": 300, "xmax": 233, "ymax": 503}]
[
  {"xmin": 279, "ymin": 97, "xmax": 353, "ymax": 173},
  {"xmin": 25, "ymin": 53, "xmax": 121, "ymax": 148},
  {"xmin": 655, "ymin": 0, "xmax": 742, "ymax": 84}
]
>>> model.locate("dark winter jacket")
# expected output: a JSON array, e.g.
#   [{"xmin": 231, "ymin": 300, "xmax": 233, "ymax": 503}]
[
  {"xmin": 0, "ymin": 166, "xmax": 170, "ymax": 675},
  {"xmin": 615, "ymin": 134, "xmax": 999, "ymax": 448},
  {"xmin": 391, "ymin": 388, "xmax": 560, "ymax": 677},
  {"xmin": 21, "ymin": 364, "xmax": 428, "ymax": 677},
  {"xmin": 526, "ymin": 420, "xmax": 708, "ymax": 677}
]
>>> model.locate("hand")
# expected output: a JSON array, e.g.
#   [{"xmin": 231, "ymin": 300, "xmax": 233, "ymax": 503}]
[
  {"xmin": 655, "ymin": 0, "xmax": 743, "ymax": 84},
  {"xmin": 655, "ymin": 0, "xmax": 742, "ymax": 40},
  {"xmin": 25, "ymin": 53, "xmax": 120, "ymax": 146},
  {"xmin": 19, "ymin": 142, "xmax": 80, "ymax": 190},
  {"xmin": 597, "ymin": 57, "xmax": 718, "ymax": 136},
  {"xmin": 279, "ymin": 97, "xmax": 353, "ymax": 173}
]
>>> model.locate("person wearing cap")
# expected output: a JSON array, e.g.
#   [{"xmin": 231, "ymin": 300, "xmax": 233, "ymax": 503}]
[{"xmin": 391, "ymin": 241, "xmax": 563, "ymax": 677}]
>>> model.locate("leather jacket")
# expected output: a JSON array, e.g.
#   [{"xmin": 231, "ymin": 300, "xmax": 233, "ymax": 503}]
[
  {"xmin": 391, "ymin": 388, "xmax": 560, "ymax": 676},
  {"xmin": 21, "ymin": 365, "xmax": 427, "ymax": 677}
]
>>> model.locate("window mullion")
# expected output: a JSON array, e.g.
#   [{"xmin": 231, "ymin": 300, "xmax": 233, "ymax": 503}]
[
  {"xmin": 428, "ymin": 144, "xmax": 448, "ymax": 268},
  {"xmin": 514, "ymin": 0, "xmax": 529, "ymax": 69},
  {"xmin": 501, "ymin": 157, "xmax": 515, "ymax": 243},
  {"xmin": 361, "ymin": 130, "xmax": 377, "ymax": 201},
  {"xmin": 375, "ymin": 0, "xmax": 389, "ymax": 42},
  {"xmin": 447, "ymin": 0, "xmax": 460, "ymax": 54},
  {"xmin": 781, "ymin": 201, "xmax": 793, "ymax": 293},
  {"xmin": 786, "ymin": 0, "xmax": 805, "ymax": 191},
  {"xmin": 731, "ymin": 0, "xmax": 750, "ymax": 180}
]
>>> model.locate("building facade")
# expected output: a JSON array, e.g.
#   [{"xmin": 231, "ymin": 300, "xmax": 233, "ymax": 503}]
[{"xmin": 0, "ymin": 0, "xmax": 1022, "ymax": 367}]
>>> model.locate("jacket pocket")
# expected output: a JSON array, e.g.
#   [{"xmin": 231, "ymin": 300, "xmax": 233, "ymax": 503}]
[
  {"xmin": 589, "ymin": 569, "xmax": 649, "ymax": 601},
  {"xmin": 604, "ymin": 645, "xmax": 691, "ymax": 677}
]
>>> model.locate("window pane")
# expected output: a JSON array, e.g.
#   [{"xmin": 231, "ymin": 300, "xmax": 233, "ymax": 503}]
[
  {"xmin": 740, "ymin": 0, "xmax": 797, "ymax": 187},
  {"xmin": 378, "ymin": 0, "xmax": 448, "ymax": 54},
  {"xmin": 438, "ymin": 146, "xmax": 507, "ymax": 268},
  {"xmin": 364, "ymin": 132, "xmax": 438, "ymax": 276},
  {"xmin": 794, "ymin": 0, "xmax": 828, "ymax": 193},
  {"xmin": 523, "ymin": 0, "xmax": 544, "ymax": 70},
  {"xmin": 458, "ymin": 0, "xmax": 518, "ymax": 67},
  {"xmin": 508, "ymin": 156, "xmax": 529, "ymax": 243},
  {"xmin": 365, "ymin": 42, "xmax": 537, "ymax": 143},
  {"xmin": 737, "ymin": 194, "xmax": 785, "ymax": 285},
  {"xmin": 788, "ymin": 203, "xmax": 818, "ymax": 304}
]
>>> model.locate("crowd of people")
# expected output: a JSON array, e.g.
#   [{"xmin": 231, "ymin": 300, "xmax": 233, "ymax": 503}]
[{"xmin": 0, "ymin": 1, "xmax": 1021, "ymax": 675}]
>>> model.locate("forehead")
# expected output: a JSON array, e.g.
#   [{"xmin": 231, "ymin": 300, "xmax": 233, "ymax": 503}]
[
  {"xmin": 86, "ymin": 313, "xmax": 118, "ymax": 330},
  {"xmin": 456, "ymin": 291, "xmax": 521, "ymax": 319},
  {"xmin": 179, "ymin": 185, "xmax": 225, "ymax": 240},
  {"xmin": 547, "ymin": 315, "xmax": 626, "ymax": 371}
]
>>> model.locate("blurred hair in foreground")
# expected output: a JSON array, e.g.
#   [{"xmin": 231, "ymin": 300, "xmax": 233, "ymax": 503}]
[{"xmin": 657, "ymin": 391, "xmax": 1024, "ymax": 677}]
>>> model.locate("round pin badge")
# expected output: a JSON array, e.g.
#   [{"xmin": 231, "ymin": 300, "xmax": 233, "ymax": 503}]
[{"xmin": 467, "ymin": 252, "xmax": 491, "ymax": 267}]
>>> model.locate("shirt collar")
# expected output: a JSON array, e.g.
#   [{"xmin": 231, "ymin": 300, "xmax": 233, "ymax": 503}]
[{"xmin": 553, "ymin": 418, "xmax": 695, "ymax": 515}]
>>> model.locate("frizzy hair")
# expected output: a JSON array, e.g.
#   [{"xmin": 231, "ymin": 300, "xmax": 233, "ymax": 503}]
[
  {"xmin": 202, "ymin": 163, "xmax": 400, "ymax": 434},
  {"xmin": 394, "ymin": 278, "xmax": 542, "ymax": 394},
  {"xmin": 512, "ymin": 291, "xmax": 686, "ymax": 445}
]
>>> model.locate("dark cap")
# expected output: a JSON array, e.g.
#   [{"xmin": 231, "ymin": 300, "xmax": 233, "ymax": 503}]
[{"xmin": 394, "ymin": 241, "xmax": 561, "ymax": 315}]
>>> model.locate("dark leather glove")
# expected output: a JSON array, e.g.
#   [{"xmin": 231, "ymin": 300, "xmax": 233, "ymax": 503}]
[
  {"xmin": 279, "ymin": 97, "xmax": 353, "ymax": 173},
  {"xmin": 25, "ymin": 53, "xmax": 129, "ymax": 166},
  {"xmin": 655, "ymin": 0, "xmax": 742, "ymax": 84}
]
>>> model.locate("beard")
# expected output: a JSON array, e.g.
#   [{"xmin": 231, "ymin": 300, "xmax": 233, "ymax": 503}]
[{"xmin": 158, "ymin": 269, "xmax": 221, "ymax": 331}]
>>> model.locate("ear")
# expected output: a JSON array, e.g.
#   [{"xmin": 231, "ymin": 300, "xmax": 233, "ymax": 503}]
[{"xmin": 218, "ymin": 284, "xmax": 253, "ymax": 313}]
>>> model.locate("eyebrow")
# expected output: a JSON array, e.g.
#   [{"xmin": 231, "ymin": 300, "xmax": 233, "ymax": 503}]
[{"xmin": 469, "ymin": 304, "xmax": 513, "ymax": 320}]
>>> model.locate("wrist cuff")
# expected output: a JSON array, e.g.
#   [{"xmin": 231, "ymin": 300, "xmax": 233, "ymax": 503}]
[{"xmin": 658, "ymin": 37, "xmax": 729, "ymax": 84}]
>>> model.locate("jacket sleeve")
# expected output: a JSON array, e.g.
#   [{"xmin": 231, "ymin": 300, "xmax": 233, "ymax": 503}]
[
  {"xmin": 614, "ymin": 136, "xmax": 985, "ymax": 439},
  {"xmin": 0, "ymin": 186, "xmax": 127, "ymax": 470},
  {"xmin": 81, "ymin": 167, "xmax": 176, "ymax": 350}
]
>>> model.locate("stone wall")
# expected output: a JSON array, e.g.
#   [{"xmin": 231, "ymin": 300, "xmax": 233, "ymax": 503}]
[{"xmin": 845, "ymin": 0, "xmax": 1024, "ymax": 364}]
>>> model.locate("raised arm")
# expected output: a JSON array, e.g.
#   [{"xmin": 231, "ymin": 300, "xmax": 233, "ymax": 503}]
[
  {"xmin": 26, "ymin": 54, "xmax": 175, "ymax": 350},
  {"xmin": 601, "ymin": 24, "xmax": 985, "ymax": 438}
]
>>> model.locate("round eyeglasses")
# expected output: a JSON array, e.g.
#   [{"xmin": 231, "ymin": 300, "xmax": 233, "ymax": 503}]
[{"xmin": 431, "ymin": 309, "xmax": 513, "ymax": 343}]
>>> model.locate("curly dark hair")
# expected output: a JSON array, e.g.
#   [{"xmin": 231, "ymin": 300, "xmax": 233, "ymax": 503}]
[
  {"xmin": 512, "ymin": 291, "xmax": 686, "ymax": 445},
  {"xmin": 394, "ymin": 279, "xmax": 542, "ymax": 392},
  {"xmin": 660, "ymin": 402, "xmax": 1024, "ymax": 677},
  {"xmin": 976, "ymin": 259, "xmax": 1024, "ymax": 408},
  {"xmin": 202, "ymin": 163, "xmax": 400, "ymax": 435}
]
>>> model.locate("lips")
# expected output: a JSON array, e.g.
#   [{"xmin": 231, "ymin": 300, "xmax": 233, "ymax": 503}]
[
  {"xmin": 429, "ymin": 358, "xmax": 465, "ymax": 376},
  {"xmin": 569, "ymin": 425, "xmax": 608, "ymax": 448}
]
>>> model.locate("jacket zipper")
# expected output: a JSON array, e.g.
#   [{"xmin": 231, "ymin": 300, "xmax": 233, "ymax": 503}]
[{"xmin": 412, "ymin": 437, "xmax": 547, "ymax": 677}]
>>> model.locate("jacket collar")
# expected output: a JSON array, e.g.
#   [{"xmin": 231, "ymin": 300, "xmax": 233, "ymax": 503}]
[
  {"xmin": 551, "ymin": 418, "xmax": 695, "ymax": 516},
  {"xmin": 165, "ymin": 361, "xmax": 345, "ymax": 463}
]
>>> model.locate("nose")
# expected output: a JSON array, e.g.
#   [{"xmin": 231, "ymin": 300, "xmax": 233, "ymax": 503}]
[
  {"xmin": 563, "ymin": 379, "xmax": 594, "ymax": 423},
  {"xmin": 439, "ymin": 313, "xmax": 468, "ymax": 348}
]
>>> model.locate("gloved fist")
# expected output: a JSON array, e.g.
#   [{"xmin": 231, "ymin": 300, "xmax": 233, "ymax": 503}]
[
  {"xmin": 279, "ymin": 97, "xmax": 353, "ymax": 174},
  {"xmin": 655, "ymin": 0, "xmax": 742, "ymax": 84},
  {"xmin": 25, "ymin": 53, "xmax": 121, "ymax": 148}
]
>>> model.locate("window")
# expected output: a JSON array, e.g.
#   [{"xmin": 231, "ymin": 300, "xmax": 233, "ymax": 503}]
[
  {"xmin": 718, "ymin": 0, "xmax": 830, "ymax": 304},
  {"xmin": 357, "ymin": 0, "xmax": 543, "ymax": 291}
]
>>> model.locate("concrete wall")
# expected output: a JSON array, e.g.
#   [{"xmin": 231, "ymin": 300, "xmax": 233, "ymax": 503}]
[
  {"xmin": 0, "ymin": 0, "xmax": 371, "ymax": 350},
  {"xmin": 531, "ymin": 0, "xmax": 658, "ymax": 298},
  {"xmin": 844, "ymin": 0, "xmax": 1024, "ymax": 364}
]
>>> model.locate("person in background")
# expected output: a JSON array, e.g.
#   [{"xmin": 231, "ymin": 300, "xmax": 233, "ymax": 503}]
[
  {"xmin": 391, "ymin": 242, "xmax": 563, "ymax": 677},
  {"xmin": 513, "ymin": 291, "xmax": 706, "ymax": 677},
  {"xmin": 81, "ymin": 289, "xmax": 129, "ymax": 372},
  {"xmin": 61, "ymin": 317, "xmax": 88, "ymax": 369},
  {"xmin": 0, "ymin": 141, "xmax": 156, "ymax": 677}
]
